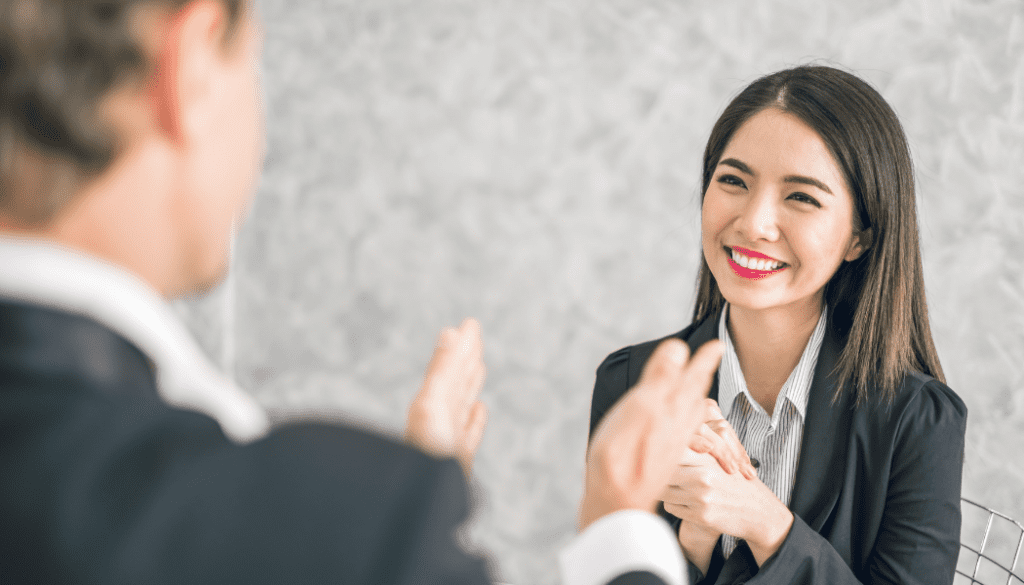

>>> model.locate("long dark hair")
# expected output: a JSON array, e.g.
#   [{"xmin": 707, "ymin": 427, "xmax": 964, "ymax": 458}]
[{"xmin": 692, "ymin": 65, "xmax": 944, "ymax": 405}]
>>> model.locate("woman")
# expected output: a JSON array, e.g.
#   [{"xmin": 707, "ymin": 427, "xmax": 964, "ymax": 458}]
[{"xmin": 588, "ymin": 65, "xmax": 967, "ymax": 585}]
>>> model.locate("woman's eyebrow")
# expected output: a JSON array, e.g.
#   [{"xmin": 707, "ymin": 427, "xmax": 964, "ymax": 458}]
[
  {"xmin": 719, "ymin": 158, "xmax": 753, "ymax": 175},
  {"xmin": 783, "ymin": 175, "xmax": 834, "ymax": 195}
]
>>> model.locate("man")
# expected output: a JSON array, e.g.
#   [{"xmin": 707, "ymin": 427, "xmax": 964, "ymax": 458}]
[{"xmin": 0, "ymin": 1, "xmax": 723, "ymax": 583}]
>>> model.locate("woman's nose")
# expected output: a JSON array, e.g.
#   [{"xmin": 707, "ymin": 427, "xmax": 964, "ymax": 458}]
[{"xmin": 735, "ymin": 192, "xmax": 780, "ymax": 242}]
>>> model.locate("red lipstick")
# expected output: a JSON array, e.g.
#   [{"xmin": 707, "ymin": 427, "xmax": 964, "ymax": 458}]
[
  {"xmin": 731, "ymin": 246, "xmax": 780, "ymax": 262},
  {"xmin": 726, "ymin": 246, "xmax": 787, "ymax": 280}
]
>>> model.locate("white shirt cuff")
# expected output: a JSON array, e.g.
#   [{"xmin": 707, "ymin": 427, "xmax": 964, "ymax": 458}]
[{"xmin": 558, "ymin": 510, "xmax": 686, "ymax": 585}]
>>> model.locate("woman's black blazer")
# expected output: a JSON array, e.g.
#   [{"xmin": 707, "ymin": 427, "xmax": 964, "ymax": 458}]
[{"xmin": 589, "ymin": 309, "xmax": 968, "ymax": 585}]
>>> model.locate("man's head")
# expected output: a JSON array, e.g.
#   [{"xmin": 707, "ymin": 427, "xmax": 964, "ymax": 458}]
[{"xmin": 0, "ymin": 0, "xmax": 263, "ymax": 296}]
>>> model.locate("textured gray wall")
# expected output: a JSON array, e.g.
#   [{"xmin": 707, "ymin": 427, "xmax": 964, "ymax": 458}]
[{"xmin": 173, "ymin": 0, "xmax": 1024, "ymax": 583}]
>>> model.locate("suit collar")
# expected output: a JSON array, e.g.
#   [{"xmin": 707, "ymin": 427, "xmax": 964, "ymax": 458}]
[
  {"xmin": 682, "ymin": 309, "xmax": 720, "ymax": 354},
  {"xmin": 681, "ymin": 310, "xmax": 722, "ymax": 401},
  {"xmin": 0, "ymin": 300, "xmax": 158, "ymax": 396}
]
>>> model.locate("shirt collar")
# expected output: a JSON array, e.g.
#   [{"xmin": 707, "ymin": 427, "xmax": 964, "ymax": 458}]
[
  {"xmin": 717, "ymin": 303, "xmax": 827, "ymax": 422},
  {"xmin": 0, "ymin": 235, "xmax": 268, "ymax": 443}
]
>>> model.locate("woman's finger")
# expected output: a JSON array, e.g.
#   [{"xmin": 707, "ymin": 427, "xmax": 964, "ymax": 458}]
[
  {"xmin": 662, "ymin": 484, "xmax": 688, "ymax": 507},
  {"xmin": 689, "ymin": 434, "xmax": 714, "ymax": 454},
  {"xmin": 705, "ymin": 419, "xmax": 744, "ymax": 472},
  {"xmin": 678, "ymin": 449, "xmax": 717, "ymax": 468},
  {"xmin": 706, "ymin": 418, "xmax": 757, "ymax": 480},
  {"xmin": 704, "ymin": 398, "xmax": 725, "ymax": 421},
  {"xmin": 663, "ymin": 500, "xmax": 686, "ymax": 519},
  {"xmin": 662, "ymin": 480, "xmax": 704, "ymax": 513},
  {"xmin": 697, "ymin": 423, "xmax": 737, "ymax": 474}
]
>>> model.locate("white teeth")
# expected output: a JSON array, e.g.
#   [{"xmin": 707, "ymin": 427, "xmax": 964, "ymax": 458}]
[
  {"xmin": 732, "ymin": 249, "xmax": 748, "ymax": 268},
  {"xmin": 730, "ymin": 248, "xmax": 783, "ymax": 271}
]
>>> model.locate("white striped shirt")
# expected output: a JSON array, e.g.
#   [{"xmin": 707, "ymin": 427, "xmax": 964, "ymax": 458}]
[{"xmin": 717, "ymin": 303, "xmax": 827, "ymax": 558}]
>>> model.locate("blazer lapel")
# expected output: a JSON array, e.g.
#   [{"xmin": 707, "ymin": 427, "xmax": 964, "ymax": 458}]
[{"xmin": 787, "ymin": 315, "xmax": 855, "ymax": 531}]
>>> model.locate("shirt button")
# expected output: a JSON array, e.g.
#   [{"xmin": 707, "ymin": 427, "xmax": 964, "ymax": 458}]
[{"xmin": 750, "ymin": 457, "xmax": 760, "ymax": 469}]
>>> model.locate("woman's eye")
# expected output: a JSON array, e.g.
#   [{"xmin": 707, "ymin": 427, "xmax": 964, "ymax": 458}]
[
  {"xmin": 717, "ymin": 174, "xmax": 746, "ymax": 189},
  {"xmin": 788, "ymin": 192, "xmax": 821, "ymax": 207}
]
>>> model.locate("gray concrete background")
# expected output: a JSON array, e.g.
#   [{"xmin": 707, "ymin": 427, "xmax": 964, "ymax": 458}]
[{"xmin": 174, "ymin": 0, "xmax": 1024, "ymax": 583}]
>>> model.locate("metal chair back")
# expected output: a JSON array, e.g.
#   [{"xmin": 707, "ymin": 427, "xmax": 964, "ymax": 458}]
[{"xmin": 957, "ymin": 497, "xmax": 1024, "ymax": 584}]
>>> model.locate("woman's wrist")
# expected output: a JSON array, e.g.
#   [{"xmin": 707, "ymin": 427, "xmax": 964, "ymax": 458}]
[
  {"xmin": 744, "ymin": 499, "xmax": 794, "ymax": 566},
  {"xmin": 678, "ymin": 521, "xmax": 720, "ymax": 576}
]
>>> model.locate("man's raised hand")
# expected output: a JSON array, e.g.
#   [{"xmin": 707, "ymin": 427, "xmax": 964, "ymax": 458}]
[
  {"xmin": 580, "ymin": 338, "xmax": 723, "ymax": 530},
  {"xmin": 405, "ymin": 318, "xmax": 488, "ymax": 476}
]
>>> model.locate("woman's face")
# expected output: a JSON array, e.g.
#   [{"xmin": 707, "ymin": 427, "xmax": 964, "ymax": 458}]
[{"xmin": 701, "ymin": 108, "xmax": 869, "ymax": 316}]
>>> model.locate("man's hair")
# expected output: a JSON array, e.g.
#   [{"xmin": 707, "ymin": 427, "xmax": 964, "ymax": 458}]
[
  {"xmin": 692, "ymin": 64, "xmax": 945, "ymax": 406},
  {"xmin": 0, "ymin": 0, "xmax": 243, "ymax": 225}
]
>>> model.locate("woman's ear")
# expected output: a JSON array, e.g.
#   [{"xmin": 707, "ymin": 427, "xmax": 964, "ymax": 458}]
[{"xmin": 845, "ymin": 227, "xmax": 873, "ymax": 262}]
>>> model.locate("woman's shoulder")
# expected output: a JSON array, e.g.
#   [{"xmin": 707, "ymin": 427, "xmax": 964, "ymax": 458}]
[
  {"xmin": 896, "ymin": 372, "xmax": 966, "ymax": 415},
  {"xmin": 877, "ymin": 371, "xmax": 968, "ymax": 436},
  {"xmin": 847, "ymin": 371, "xmax": 969, "ymax": 493}
]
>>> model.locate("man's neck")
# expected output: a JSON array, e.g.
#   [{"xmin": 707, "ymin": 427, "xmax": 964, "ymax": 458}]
[{"xmin": 1, "ymin": 141, "xmax": 182, "ymax": 298}]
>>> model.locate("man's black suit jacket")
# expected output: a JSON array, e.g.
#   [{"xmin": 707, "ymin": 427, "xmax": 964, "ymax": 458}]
[
  {"xmin": 0, "ymin": 299, "xmax": 493, "ymax": 583},
  {"xmin": 0, "ymin": 300, "xmax": 671, "ymax": 585},
  {"xmin": 589, "ymin": 308, "xmax": 968, "ymax": 585}
]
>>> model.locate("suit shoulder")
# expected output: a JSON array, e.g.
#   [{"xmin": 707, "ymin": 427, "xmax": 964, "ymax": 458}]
[
  {"xmin": 896, "ymin": 373, "xmax": 967, "ymax": 420},
  {"xmin": 883, "ymin": 373, "xmax": 968, "ymax": 441}
]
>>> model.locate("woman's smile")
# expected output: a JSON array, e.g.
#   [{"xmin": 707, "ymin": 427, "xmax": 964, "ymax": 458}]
[{"xmin": 726, "ymin": 246, "xmax": 788, "ymax": 279}]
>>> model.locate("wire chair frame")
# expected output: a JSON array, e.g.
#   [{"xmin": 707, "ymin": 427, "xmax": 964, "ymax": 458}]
[{"xmin": 958, "ymin": 498, "xmax": 1024, "ymax": 585}]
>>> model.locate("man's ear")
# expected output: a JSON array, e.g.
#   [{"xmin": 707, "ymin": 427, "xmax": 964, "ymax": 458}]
[
  {"xmin": 150, "ymin": 0, "xmax": 228, "ymax": 145},
  {"xmin": 845, "ymin": 227, "xmax": 873, "ymax": 262}
]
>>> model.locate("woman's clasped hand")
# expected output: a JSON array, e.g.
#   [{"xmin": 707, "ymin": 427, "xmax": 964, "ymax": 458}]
[{"xmin": 662, "ymin": 399, "xmax": 794, "ymax": 574}]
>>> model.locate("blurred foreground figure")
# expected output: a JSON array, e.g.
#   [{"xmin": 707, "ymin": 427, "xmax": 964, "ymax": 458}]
[{"xmin": 0, "ymin": 1, "xmax": 721, "ymax": 583}]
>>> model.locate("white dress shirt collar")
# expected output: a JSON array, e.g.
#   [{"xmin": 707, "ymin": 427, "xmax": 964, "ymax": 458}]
[
  {"xmin": 0, "ymin": 235, "xmax": 268, "ymax": 443},
  {"xmin": 717, "ymin": 303, "xmax": 826, "ymax": 424}
]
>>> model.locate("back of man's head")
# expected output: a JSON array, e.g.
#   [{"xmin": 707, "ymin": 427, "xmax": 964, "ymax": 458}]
[{"xmin": 0, "ymin": 0, "xmax": 243, "ymax": 226}]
